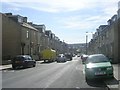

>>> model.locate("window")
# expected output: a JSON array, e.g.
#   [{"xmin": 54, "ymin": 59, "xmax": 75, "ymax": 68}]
[
  {"xmin": 86, "ymin": 55, "xmax": 109, "ymax": 63},
  {"xmin": 27, "ymin": 31, "xmax": 29, "ymax": 39},
  {"xmin": 14, "ymin": 57, "xmax": 23, "ymax": 61},
  {"xmin": 28, "ymin": 57, "xmax": 32, "ymax": 60}
]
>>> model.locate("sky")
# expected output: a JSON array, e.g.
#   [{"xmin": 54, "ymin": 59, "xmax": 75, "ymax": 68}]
[{"xmin": 1, "ymin": 0, "xmax": 119, "ymax": 44}]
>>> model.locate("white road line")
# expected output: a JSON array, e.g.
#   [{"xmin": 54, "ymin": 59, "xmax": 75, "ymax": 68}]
[{"xmin": 75, "ymin": 65, "xmax": 85, "ymax": 74}]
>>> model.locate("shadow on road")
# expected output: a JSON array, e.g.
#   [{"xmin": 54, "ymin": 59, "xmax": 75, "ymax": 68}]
[
  {"xmin": 86, "ymin": 79, "xmax": 107, "ymax": 87},
  {"xmin": 40, "ymin": 61, "xmax": 55, "ymax": 64},
  {"xmin": 104, "ymin": 77, "xmax": 119, "ymax": 85},
  {"xmin": 86, "ymin": 77, "xmax": 119, "ymax": 88},
  {"xmin": 2, "ymin": 68, "xmax": 25, "ymax": 72},
  {"xmin": 3, "ymin": 68, "xmax": 13, "ymax": 70},
  {"xmin": 2, "ymin": 66, "xmax": 35, "ymax": 71}
]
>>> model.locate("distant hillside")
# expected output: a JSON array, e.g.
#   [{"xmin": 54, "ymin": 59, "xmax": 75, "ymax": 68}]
[
  {"xmin": 68, "ymin": 43, "xmax": 86, "ymax": 48},
  {"xmin": 67, "ymin": 43, "xmax": 86, "ymax": 54}
]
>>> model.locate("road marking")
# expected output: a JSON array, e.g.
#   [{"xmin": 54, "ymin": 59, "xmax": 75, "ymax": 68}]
[
  {"xmin": 76, "ymin": 87, "xmax": 80, "ymax": 89},
  {"xmin": 75, "ymin": 64, "xmax": 85, "ymax": 74},
  {"xmin": 83, "ymin": 69, "xmax": 85, "ymax": 74},
  {"xmin": 82, "ymin": 65, "xmax": 85, "ymax": 74}
]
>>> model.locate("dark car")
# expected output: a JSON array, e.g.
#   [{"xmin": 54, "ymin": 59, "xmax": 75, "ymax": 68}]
[
  {"xmin": 56, "ymin": 54, "xmax": 67, "ymax": 62},
  {"xmin": 12, "ymin": 55, "xmax": 36, "ymax": 69},
  {"xmin": 65, "ymin": 53, "xmax": 72, "ymax": 61}
]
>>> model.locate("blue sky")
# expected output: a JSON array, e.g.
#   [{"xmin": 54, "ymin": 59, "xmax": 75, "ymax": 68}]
[{"xmin": 1, "ymin": 0, "xmax": 119, "ymax": 44}]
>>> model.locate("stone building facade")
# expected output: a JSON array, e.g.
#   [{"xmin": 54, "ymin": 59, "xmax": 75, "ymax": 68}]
[
  {"xmin": 88, "ymin": 3, "xmax": 120, "ymax": 63},
  {"xmin": 2, "ymin": 13, "xmax": 21, "ymax": 60},
  {"xmin": 0, "ymin": 13, "xmax": 2, "ymax": 64},
  {"xmin": 2, "ymin": 13, "xmax": 69, "ymax": 62}
]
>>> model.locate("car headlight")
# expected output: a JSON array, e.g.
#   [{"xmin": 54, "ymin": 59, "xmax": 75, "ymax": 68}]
[{"xmin": 107, "ymin": 67, "xmax": 113, "ymax": 70}]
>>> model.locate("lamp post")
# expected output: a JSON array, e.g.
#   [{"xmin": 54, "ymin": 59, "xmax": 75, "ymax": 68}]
[
  {"xmin": 85, "ymin": 32, "xmax": 93, "ymax": 55},
  {"xmin": 86, "ymin": 32, "xmax": 88, "ymax": 54}
]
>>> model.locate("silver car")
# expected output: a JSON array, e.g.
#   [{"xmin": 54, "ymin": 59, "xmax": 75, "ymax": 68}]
[{"xmin": 56, "ymin": 54, "xmax": 67, "ymax": 62}]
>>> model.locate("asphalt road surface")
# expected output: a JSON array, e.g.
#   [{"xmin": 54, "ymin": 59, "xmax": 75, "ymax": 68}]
[{"xmin": 2, "ymin": 57, "xmax": 110, "ymax": 90}]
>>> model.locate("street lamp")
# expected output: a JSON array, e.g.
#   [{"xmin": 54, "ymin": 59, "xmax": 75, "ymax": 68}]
[
  {"xmin": 85, "ymin": 32, "xmax": 93, "ymax": 55},
  {"xmin": 86, "ymin": 32, "xmax": 88, "ymax": 54}
]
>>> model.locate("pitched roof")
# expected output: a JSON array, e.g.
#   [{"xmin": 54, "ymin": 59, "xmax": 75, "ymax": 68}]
[{"xmin": 21, "ymin": 23, "xmax": 38, "ymax": 31}]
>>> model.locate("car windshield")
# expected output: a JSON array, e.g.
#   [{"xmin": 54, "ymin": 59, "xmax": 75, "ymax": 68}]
[
  {"xmin": 86, "ymin": 55, "xmax": 109, "ymax": 63},
  {"xmin": 58, "ymin": 55, "xmax": 61, "ymax": 57},
  {"xmin": 13, "ymin": 56, "xmax": 24, "ymax": 61}
]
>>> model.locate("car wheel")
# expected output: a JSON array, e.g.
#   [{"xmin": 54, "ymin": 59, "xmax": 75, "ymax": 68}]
[
  {"xmin": 110, "ymin": 75, "xmax": 114, "ymax": 79},
  {"xmin": 44, "ymin": 60, "xmax": 46, "ymax": 62},
  {"xmin": 12, "ymin": 65, "xmax": 16, "ymax": 69},
  {"xmin": 33, "ymin": 64, "xmax": 36, "ymax": 67},
  {"xmin": 85, "ymin": 76, "xmax": 88, "ymax": 82},
  {"xmin": 85, "ymin": 75, "xmax": 90, "ymax": 82}
]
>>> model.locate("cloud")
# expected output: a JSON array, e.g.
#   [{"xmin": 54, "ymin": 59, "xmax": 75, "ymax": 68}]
[
  {"xmin": 58, "ymin": 15, "xmax": 110, "ymax": 31},
  {"xmin": 54, "ymin": 0, "xmax": 119, "ymax": 31},
  {"xmin": 2, "ymin": 0, "xmax": 118, "ymax": 13},
  {"xmin": 100, "ymin": 1, "xmax": 118, "ymax": 17},
  {"xmin": 8, "ymin": 7, "xmax": 21, "ymax": 11}
]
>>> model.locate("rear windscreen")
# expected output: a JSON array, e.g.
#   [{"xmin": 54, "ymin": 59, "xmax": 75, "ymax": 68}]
[{"xmin": 13, "ymin": 57, "xmax": 24, "ymax": 61}]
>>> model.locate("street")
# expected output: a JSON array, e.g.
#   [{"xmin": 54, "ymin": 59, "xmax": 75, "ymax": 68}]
[{"xmin": 2, "ymin": 57, "xmax": 119, "ymax": 89}]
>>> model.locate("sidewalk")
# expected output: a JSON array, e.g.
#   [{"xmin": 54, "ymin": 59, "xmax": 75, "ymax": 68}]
[
  {"xmin": 0, "ymin": 64, "xmax": 12, "ymax": 70},
  {"xmin": 113, "ymin": 64, "xmax": 119, "ymax": 81},
  {"xmin": 104, "ymin": 64, "xmax": 120, "ymax": 89}
]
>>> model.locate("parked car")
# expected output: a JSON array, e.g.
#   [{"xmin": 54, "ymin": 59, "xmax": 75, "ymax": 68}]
[
  {"xmin": 12, "ymin": 55, "xmax": 36, "ymax": 69},
  {"xmin": 81, "ymin": 54, "xmax": 88, "ymax": 64},
  {"xmin": 56, "ymin": 54, "xmax": 67, "ymax": 62},
  {"xmin": 85, "ymin": 54, "xmax": 113, "ymax": 81},
  {"xmin": 65, "ymin": 53, "xmax": 72, "ymax": 61},
  {"xmin": 77, "ymin": 54, "xmax": 80, "ymax": 57}
]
